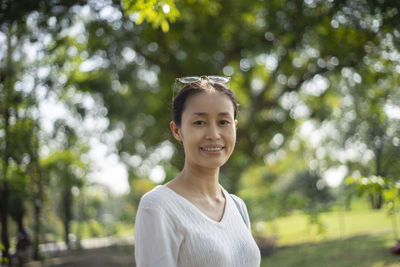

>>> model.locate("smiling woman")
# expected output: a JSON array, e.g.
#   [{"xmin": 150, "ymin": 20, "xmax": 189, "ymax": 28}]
[
  {"xmin": 134, "ymin": 76, "xmax": 261, "ymax": 267},
  {"xmin": 171, "ymin": 91, "xmax": 236, "ymax": 171}
]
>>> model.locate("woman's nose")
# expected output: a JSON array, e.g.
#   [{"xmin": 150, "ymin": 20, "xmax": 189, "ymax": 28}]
[{"xmin": 205, "ymin": 124, "xmax": 221, "ymax": 140}]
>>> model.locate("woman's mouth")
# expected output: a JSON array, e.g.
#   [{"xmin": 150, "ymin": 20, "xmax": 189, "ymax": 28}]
[{"xmin": 200, "ymin": 146, "xmax": 224, "ymax": 154}]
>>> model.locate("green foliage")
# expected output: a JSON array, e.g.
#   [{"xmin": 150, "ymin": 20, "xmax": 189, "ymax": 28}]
[
  {"xmin": 346, "ymin": 175, "xmax": 400, "ymax": 238},
  {"xmin": 8, "ymin": 165, "xmax": 30, "ymax": 221},
  {"xmin": 88, "ymin": 219, "xmax": 105, "ymax": 237},
  {"xmin": 42, "ymin": 149, "xmax": 88, "ymax": 184},
  {"xmin": 122, "ymin": 0, "xmax": 180, "ymax": 32},
  {"xmin": 346, "ymin": 176, "xmax": 400, "ymax": 213},
  {"xmin": 346, "ymin": 176, "xmax": 387, "ymax": 197},
  {"xmin": 239, "ymin": 136, "xmax": 335, "ymax": 225},
  {"xmin": 306, "ymin": 211, "xmax": 327, "ymax": 237},
  {"xmin": 281, "ymin": 171, "xmax": 334, "ymax": 211},
  {"xmin": 239, "ymin": 165, "xmax": 279, "ymax": 222},
  {"xmin": 102, "ymin": 0, "xmax": 399, "ymax": 199},
  {"xmin": 1, "ymin": 1, "xmax": 400, "ymax": 262},
  {"xmin": 0, "ymin": 247, "xmax": 8, "ymax": 263}
]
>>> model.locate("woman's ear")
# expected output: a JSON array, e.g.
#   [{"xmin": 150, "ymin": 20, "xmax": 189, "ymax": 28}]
[{"xmin": 170, "ymin": 121, "xmax": 182, "ymax": 141}]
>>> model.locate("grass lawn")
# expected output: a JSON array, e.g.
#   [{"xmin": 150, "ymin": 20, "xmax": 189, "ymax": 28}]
[
  {"xmin": 259, "ymin": 202, "xmax": 400, "ymax": 266},
  {"xmin": 261, "ymin": 204, "xmax": 396, "ymax": 246},
  {"xmin": 261, "ymin": 232, "xmax": 399, "ymax": 267}
]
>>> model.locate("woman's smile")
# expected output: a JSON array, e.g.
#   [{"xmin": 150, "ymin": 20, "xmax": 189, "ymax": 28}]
[{"xmin": 200, "ymin": 145, "xmax": 225, "ymax": 154}]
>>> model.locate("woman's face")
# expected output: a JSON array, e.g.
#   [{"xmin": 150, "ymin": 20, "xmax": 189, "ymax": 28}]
[{"xmin": 171, "ymin": 91, "xmax": 237, "ymax": 170}]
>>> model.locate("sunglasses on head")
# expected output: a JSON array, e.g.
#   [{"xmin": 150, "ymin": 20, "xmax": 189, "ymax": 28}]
[{"xmin": 176, "ymin": 75, "xmax": 231, "ymax": 84}]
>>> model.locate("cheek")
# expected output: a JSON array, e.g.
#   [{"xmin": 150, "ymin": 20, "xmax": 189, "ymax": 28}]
[{"xmin": 226, "ymin": 128, "xmax": 236, "ymax": 144}]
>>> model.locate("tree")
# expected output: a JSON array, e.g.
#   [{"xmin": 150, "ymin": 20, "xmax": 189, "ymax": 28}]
[
  {"xmin": 73, "ymin": 0, "xmax": 400, "ymax": 196},
  {"xmin": 319, "ymin": 35, "xmax": 400, "ymax": 208},
  {"xmin": 0, "ymin": 0, "xmax": 86, "ymax": 261},
  {"xmin": 41, "ymin": 120, "xmax": 88, "ymax": 249},
  {"xmin": 0, "ymin": 25, "xmax": 41, "ymax": 262},
  {"xmin": 346, "ymin": 175, "xmax": 400, "ymax": 239}
]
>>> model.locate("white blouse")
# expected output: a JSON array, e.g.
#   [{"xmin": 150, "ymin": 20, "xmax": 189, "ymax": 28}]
[{"xmin": 134, "ymin": 185, "xmax": 261, "ymax": 267}]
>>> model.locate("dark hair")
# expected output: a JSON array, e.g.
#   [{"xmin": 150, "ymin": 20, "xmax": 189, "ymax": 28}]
[{"xmin": 172, "ymin": 80, "xmax": 238, "ymax": 126}]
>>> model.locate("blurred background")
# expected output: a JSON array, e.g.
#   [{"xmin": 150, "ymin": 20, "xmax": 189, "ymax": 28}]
[{"xmin": 1, "ymin": 0, "xmax": 400, "ymax": 266}]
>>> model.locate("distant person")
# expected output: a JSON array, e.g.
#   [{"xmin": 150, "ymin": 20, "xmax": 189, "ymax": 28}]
[
  {"xmin": 134, "ymin": 76, "xmax": 261, "ymax": 267},
  {"xmin": 15, "ymin": 230, "xmax": 32, "ymax": 266}
]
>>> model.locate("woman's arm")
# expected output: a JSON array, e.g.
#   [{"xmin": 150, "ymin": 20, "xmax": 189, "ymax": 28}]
[{"xmin": 134, "ymin": 207, "xmax": 182, "ymax": 267}]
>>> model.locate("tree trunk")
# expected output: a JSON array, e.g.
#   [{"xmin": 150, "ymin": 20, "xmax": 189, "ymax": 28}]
[
  {"xmin": 0, "ymin": 25, "xmax": 14, "ymax": 265},
  {"xmin": 30, "ymin": 161, "xmax": 43, "ymax": 261},
  {"xmin": 369, "ymin": 142, "xmax": 384, "ymax": 209},
  {"xmin": 32, "ymin": 202, "xmax": 41, "ymax": 261},
  {"xmin": 63, "ymin": 187, "xmax": 72, "ymax": 249},
  {"xmin": 369, "ymin": 192, "xmax": 383, "ymax": 210},
  {"xmin": 0, "ymin": 180, "xmax": 10, "ymax": 264}
]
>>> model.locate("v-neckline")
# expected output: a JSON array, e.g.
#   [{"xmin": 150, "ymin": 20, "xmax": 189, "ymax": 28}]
[{"xmin": 159, "ymin": 185, "xmax": 229, "ymax": 225}]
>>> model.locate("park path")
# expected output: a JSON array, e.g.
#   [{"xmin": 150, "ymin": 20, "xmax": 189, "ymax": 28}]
[{"xmin": 26, "ymin": 246, "xmax": 135, "ymax": 267}]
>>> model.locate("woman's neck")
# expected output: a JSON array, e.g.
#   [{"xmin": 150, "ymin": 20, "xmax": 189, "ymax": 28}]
[{"xmin": 174, "ymin": 164, "xmax": 221, "ymax": 199}]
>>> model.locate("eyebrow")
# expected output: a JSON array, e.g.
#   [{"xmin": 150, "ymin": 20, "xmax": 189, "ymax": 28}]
[{"xmin": 192, "ymin": 112, "xmax": 232, "ymax": 116}]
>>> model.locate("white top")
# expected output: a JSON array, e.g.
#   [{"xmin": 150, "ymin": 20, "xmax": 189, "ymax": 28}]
[{"xmin": 134, "ymin": 185, "xmax": 261, "ymax": 267}]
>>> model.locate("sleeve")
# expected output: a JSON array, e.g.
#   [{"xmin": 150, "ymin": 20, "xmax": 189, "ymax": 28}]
[
  {"xmin": 240, "ymin": 200, "xmax": 252, "ymax": 231},
  {"xmin": 134, "ymin": 206, "xmax": 182, "ymax": 267},
  {"xmin": 231, "ymin": 194, "xmax": 252, "ymax": 231}
]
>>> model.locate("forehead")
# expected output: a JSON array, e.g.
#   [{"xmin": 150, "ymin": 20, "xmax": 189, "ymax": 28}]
[{"xmin": 182, "ymin": 91, "xmax": 235, "ymax": 117}]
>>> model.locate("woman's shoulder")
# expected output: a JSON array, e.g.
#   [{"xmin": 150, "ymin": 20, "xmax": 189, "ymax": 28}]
[
  {"xmin": 229, "ymin": 193, "xmax": 247, "ymax": 209},
  {"xmin": 138, "ymin": 185, "xmax": 173, "ymax": 210},
  {"xmin": 228, "ymin": 192, "xmax": 251, "ymax": 229},
  {"xmin": 220, "ymin": 185, "xmax": 246, "ymax": 209}
]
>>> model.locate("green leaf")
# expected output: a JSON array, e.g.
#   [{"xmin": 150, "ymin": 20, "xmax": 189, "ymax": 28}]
[
  {"xmin": 161, "ymin": 20, "xmax": 169, "ymax": 32},
  {"xmin": 122, "ymin": 0, "xmax": 180, "ymax": 32}
]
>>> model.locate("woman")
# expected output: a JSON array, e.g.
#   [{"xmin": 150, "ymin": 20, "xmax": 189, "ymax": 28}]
[{"xmin": 134, "ymin": 76, "xmax": 261, "ymax": 267}]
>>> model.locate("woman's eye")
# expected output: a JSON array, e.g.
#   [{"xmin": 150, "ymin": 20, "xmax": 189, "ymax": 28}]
[
  {"xmin": 193, "ymin": 121, "xmax": 205, "ymax": 125},
  {"xmin": 220, "ymin": 120, "xmax": 231, "ymax": 125}
]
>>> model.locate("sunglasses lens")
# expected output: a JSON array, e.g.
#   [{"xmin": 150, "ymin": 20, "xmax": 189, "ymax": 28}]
[
  {"xmin": 177, "ymin": 76, "xmax": 231, "ymax": 84},
  {"xmin": 208, "ymin": 76, "xmax": 231, "ymax": 83},
  {"xmin": 178, "ymin": 76, "xmax": 200, "ymax": 83}
]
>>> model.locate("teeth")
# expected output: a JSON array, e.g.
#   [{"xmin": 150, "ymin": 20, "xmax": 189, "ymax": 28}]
[{"xmin": 203, "ymin": 147, "xmax": 223, "ymax": 151}]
